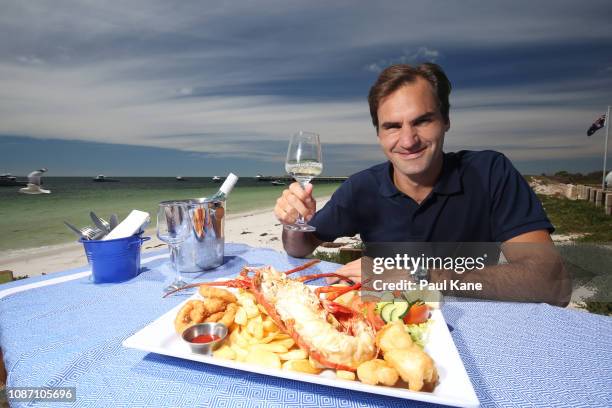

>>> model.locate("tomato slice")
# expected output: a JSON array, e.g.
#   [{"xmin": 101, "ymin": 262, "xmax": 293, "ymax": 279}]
[{"xmin": 403, "ymin": 303, "xmax": 430, "ymax": 325}]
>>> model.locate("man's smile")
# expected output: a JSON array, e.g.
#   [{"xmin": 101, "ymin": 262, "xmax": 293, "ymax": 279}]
[{"xmin": 393, "ymin": 145, "xmax": 428, "ymax": 160}]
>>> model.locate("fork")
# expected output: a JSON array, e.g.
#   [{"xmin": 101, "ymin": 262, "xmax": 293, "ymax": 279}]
[
  {"xmin": 81, "ymin": 226, "xmax": 106, "ymax": 240},
  {"xmin": 64, "ymin": 221, "xmax": 105, "ymax": 240}
]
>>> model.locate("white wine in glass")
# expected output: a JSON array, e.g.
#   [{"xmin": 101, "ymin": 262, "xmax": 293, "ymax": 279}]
[{"xmin": 284, "ymin": 131, "xmax": 322, "ymax": 232}]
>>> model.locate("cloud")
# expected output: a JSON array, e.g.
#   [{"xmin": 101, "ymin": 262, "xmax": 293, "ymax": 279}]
[
  {"xmin": 177, "ymin": 87, "xmax": 194, "ymax": 96},
  {"xmin": 0, "ymin": 0, "xmax": 611, "ymax": 174},
  {"xmin": 16, "ymin": 55, "xmax": 44, "ymax": 65},
  {"xmin": 365, "ymin": 47, "xmax": 441, "ymax": 72},
  {"xmin": 0, "ymin": 56, "xmax": 609, "ymax": 165}
]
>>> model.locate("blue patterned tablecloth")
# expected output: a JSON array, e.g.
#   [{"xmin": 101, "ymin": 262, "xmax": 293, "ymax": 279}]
[{"xmin": 1, "ymin": 243, "xmax": 611, "ymax": 407}]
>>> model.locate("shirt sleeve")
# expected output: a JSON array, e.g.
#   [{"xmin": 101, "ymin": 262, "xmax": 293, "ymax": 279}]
[
  {"xmin": 489, "ymin": 153, "xmax": 555, "ymax": 242},
  {"xmin": 309, "ymin": 180, "xmax": 358, "ymax": 242}
]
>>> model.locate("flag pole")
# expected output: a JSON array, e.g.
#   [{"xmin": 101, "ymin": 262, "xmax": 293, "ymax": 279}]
[{"xmin": 603, "ymin": 105, "xmax": 611, "ymax": 192}]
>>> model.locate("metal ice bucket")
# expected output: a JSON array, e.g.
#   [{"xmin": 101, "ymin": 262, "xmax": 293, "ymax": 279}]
[{"xmin": 176, "ymin": 197, "xmax": 225, "ymax": 272}]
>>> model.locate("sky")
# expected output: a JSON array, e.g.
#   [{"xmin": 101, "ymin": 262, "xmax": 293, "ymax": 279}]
[{"xmin": 1, "ymin": 1, "xmax": 611, "ymax": 176}]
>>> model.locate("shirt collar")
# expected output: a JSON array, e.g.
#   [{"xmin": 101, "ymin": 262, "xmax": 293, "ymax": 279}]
[
  {"xmin": 378, "ymin": 152, "xmax": 462, "ymax": 198},
  {"xmin": 378, "ymin": 161, "xmax": 400, "ymax": 197},
  {"xmin": 433, "ymin": 153, "xmax": 463, "ymax": 195}
]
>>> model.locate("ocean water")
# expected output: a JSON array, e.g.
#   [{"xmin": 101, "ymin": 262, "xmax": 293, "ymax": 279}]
[{"xmin": 0, "ymin": 177, "xmax": 340, "ymax": 251}]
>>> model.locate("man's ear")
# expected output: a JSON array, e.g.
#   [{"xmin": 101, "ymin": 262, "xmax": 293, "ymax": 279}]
[{"xmin": 444, "ymin": 119, "xmax": 451, "ymax": 132}]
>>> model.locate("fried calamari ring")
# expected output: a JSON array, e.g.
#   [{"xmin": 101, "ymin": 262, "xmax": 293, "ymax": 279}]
[
  {"xmin": 199, "ymin": 286, "xmax": 237, "ymax": 304},
  {"xmin": 203, "ymin": 297, "xmax": 229, "ymax": 315},
  {"xmin": 174, "ymin": 300, "xmax": 207, "ymax": 333}
]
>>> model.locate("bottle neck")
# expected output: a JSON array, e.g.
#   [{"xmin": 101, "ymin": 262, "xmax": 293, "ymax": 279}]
[{"xmin": 214, "ymin": 173, "xmax": 238, "ymax": 200}]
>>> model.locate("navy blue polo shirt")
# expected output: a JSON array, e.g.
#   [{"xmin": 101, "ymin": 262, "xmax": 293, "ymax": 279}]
[{"xmin": 310, "ymin": 150, "xmax": 554, "ymax": 243}]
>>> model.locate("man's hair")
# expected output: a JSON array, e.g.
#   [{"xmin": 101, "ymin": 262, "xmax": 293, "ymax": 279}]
[{"xmin": 367, "ymin": 63, "xmax": 452, "ymax": 130}]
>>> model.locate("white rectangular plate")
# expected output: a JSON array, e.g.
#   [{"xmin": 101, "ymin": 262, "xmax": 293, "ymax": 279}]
[{"xmin": 123, "ymin": 294, "xmax": 479, "ymax": 407}]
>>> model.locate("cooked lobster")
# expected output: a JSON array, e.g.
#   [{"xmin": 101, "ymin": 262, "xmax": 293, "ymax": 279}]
[{"xmin": 164, "ymin": 260, "xmax": 377, "ymax": 371}]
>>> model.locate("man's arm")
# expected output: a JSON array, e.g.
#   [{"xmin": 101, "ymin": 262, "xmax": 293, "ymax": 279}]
[
  {"xmin": 430, "ymin": 230, "xmax": 572, "ymax": 307},
  {"xmin": 333, "ymin": 230, "xmax": 572, "ymax": 307}
]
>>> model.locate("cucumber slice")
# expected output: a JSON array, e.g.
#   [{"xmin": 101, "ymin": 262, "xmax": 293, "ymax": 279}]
[
  {"xmin": 380, "ymin": 303, "xmax": 396, "ymax": 323},
  {"xmin": 375, "ymin": 301, "xmax": 393, "ymax": 314},
  {"xmin": 389, "ymin": 307, "xmax": 400, "ymax": 322},
  {"xmin": 391, "ymin": 300, "xmax": 409, "ymax": 320},
  {"xmin": 381, "ymin": 300, "xmax": 410, "ymax": 323}
]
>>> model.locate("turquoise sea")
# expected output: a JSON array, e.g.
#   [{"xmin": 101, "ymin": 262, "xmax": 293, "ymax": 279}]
[{"xmin": 0, "ymin": 177, "xmax": 340, "ymax": 251}]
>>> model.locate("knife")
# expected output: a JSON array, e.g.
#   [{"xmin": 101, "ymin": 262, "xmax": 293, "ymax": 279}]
[
  {"xmin": 109, "ymin": 214, "xmax": 119, "ymax": 230},
  {"xmin": 63, "ymin": 221, "xmax": 85, "ymax": 238},
  {"xmin": 90, "ymin": 211, "xmax": 111, "ymax": 233}
]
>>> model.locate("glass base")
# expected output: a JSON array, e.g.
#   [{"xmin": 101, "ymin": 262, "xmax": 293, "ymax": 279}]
[
  {"xmin": 284, "ymin": 223, "xmax": 316, "ymax": 232},
  {"xmin": 164, "ymin": 279, "xmax": 188, "ymax": 293}
]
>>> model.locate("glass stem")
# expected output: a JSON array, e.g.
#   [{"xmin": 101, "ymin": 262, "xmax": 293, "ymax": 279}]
[
  {"xmin": 296, "ymin": 178, "xmax": 311, "ymax": 225},
  {"xmin": 170, "ymin": 244, "xmax": 182, "ymax": 282}
]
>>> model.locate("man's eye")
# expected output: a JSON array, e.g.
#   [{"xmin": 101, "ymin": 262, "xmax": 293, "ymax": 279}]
[
  {"xmin": 384, "ymin": 124, "xmax": 401, "ymax": 130},
  {"xmin": 415, "ymin": 118, "xmax": 431, "ymax": 126}
]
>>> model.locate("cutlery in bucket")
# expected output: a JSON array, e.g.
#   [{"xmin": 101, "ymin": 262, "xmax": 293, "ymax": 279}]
[
  {"xmin": 109, "ymin": 214, "xmax": 119, "ymax": 230},
  {"xmin": 90, "ymin": 211, "xmax": 111, "ymax": 233}
]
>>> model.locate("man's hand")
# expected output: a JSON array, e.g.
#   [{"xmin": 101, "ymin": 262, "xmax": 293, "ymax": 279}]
[
  {"xmin": 276, "ymin": 182, "xmax": 322, "ymax": 258},
  {"xmin": 274, "ymin": 182, "xmax": 316, "ymax": 225},
  {"xmin": 326, "ymin": 258, "xmax": 362, "ymax": 284}
]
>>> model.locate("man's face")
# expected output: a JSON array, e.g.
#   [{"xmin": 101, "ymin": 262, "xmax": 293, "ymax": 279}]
[{"xmin": 376, "ymin": 78, "xmax": 449, "ymax": 178}]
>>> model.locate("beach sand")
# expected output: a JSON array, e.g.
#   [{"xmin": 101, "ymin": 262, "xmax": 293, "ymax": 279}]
[
  {"xmin": 0, "ymin": 194, "xmax": 594, "ymax": 311},
  {"xmin": 0, "ymin": 198, "xmax": 331, "ymax": 278}
]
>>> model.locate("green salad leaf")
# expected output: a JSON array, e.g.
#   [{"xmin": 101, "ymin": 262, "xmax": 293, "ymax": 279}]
[{"xmin": 404, "ymin": 320, "xmax": 431, "ymax": 348}]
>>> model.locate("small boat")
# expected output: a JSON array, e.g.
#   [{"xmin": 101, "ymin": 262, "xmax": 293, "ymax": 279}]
[
  {"xmin": 256, "ymin": 174, "xmax": 265, "ymax": 181},
  {"xmin": 212, "ymin": 176, "xmax": 222, "ymax": 183},
  {"xmin": 270, "ymin": 180, "xmax": 285, "ymax": 186},
  {"xmin": 176, "ymin": 176, "xmax": 187, "ymax": 181},
  {"xmin": 0, "ymin": 173, "xmax": 27, "ymax": 187},
  {"xmin": 93, "ymin": 174, "xmax": 119, "ymax": 182}
]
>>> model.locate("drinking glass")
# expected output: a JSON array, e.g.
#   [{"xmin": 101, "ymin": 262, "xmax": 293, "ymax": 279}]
[
  {"xmin": 157, "ymin": 201, "xmax": 191, "ymax": 292},
  {"xmin": 284, "ymin": 131, "xmax": 323, "ymax": 232}
]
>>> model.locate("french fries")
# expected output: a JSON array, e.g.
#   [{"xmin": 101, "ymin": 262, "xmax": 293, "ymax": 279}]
[
  {"xmin": 213, "ymin": 345, "xmax": 236, "ymax": 360},
  {"xmin": 214, "ymin": 289, "xmax": 313, "ymax": 374},
  {"xmin": 249, "ymin": 343, "xmax": 289, "ymax": 354},
  {"xmin": 336, "ymin": 370, "xmax": 356, "ymax": 381},
  {"xmin": 245, "ymin": 349, "xmax": 281, "ymax": 369},
  {"xmin": 282, "ymin": 359, "xmax": 322, "ymax": 375},
  {"xmin": 278, "ymin": 349, "xmax": 308, "ymax": 361}
]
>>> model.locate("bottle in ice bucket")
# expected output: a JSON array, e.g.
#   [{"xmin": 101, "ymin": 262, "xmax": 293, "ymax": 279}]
[
  {"xmin": 178, "ymin": 173, "xmax": 238, "ymax": 272},
  {"xmin": 207, "ymin": 173, "xmax": 238, "ymax": 237},
  {"xmin": 211, "ymin": 173, "xmax": 238, "ymax": 201}
]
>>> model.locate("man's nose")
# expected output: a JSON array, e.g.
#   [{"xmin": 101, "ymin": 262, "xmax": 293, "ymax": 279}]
[{"xmin": 398, "ymin": 125, "xmax": 419, "ymax": 148}]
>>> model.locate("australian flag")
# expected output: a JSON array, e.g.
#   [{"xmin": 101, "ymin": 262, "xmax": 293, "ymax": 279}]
[{"xmin": 587, "ymin": 114, "xmax": 606, "ymax": 136}]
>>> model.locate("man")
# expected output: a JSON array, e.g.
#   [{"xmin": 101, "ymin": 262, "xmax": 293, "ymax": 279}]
[{"xmin": 274, "ymin": 63, "xmax": 570, "ymax": 306}]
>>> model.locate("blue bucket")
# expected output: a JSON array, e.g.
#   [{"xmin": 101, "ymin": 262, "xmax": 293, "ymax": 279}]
[{"xmin": 80, "ymin": 234, "xmax": 151, "ymax": 283}]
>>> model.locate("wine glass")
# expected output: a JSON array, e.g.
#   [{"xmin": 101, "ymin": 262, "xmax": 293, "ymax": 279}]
[
  {"xmin": 157, "ymin": 201, "xmax": 191, "ymax": 292},
  {"xmin": 284, "ymin": 131, "xmax": 323, "ymax": 231}
]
